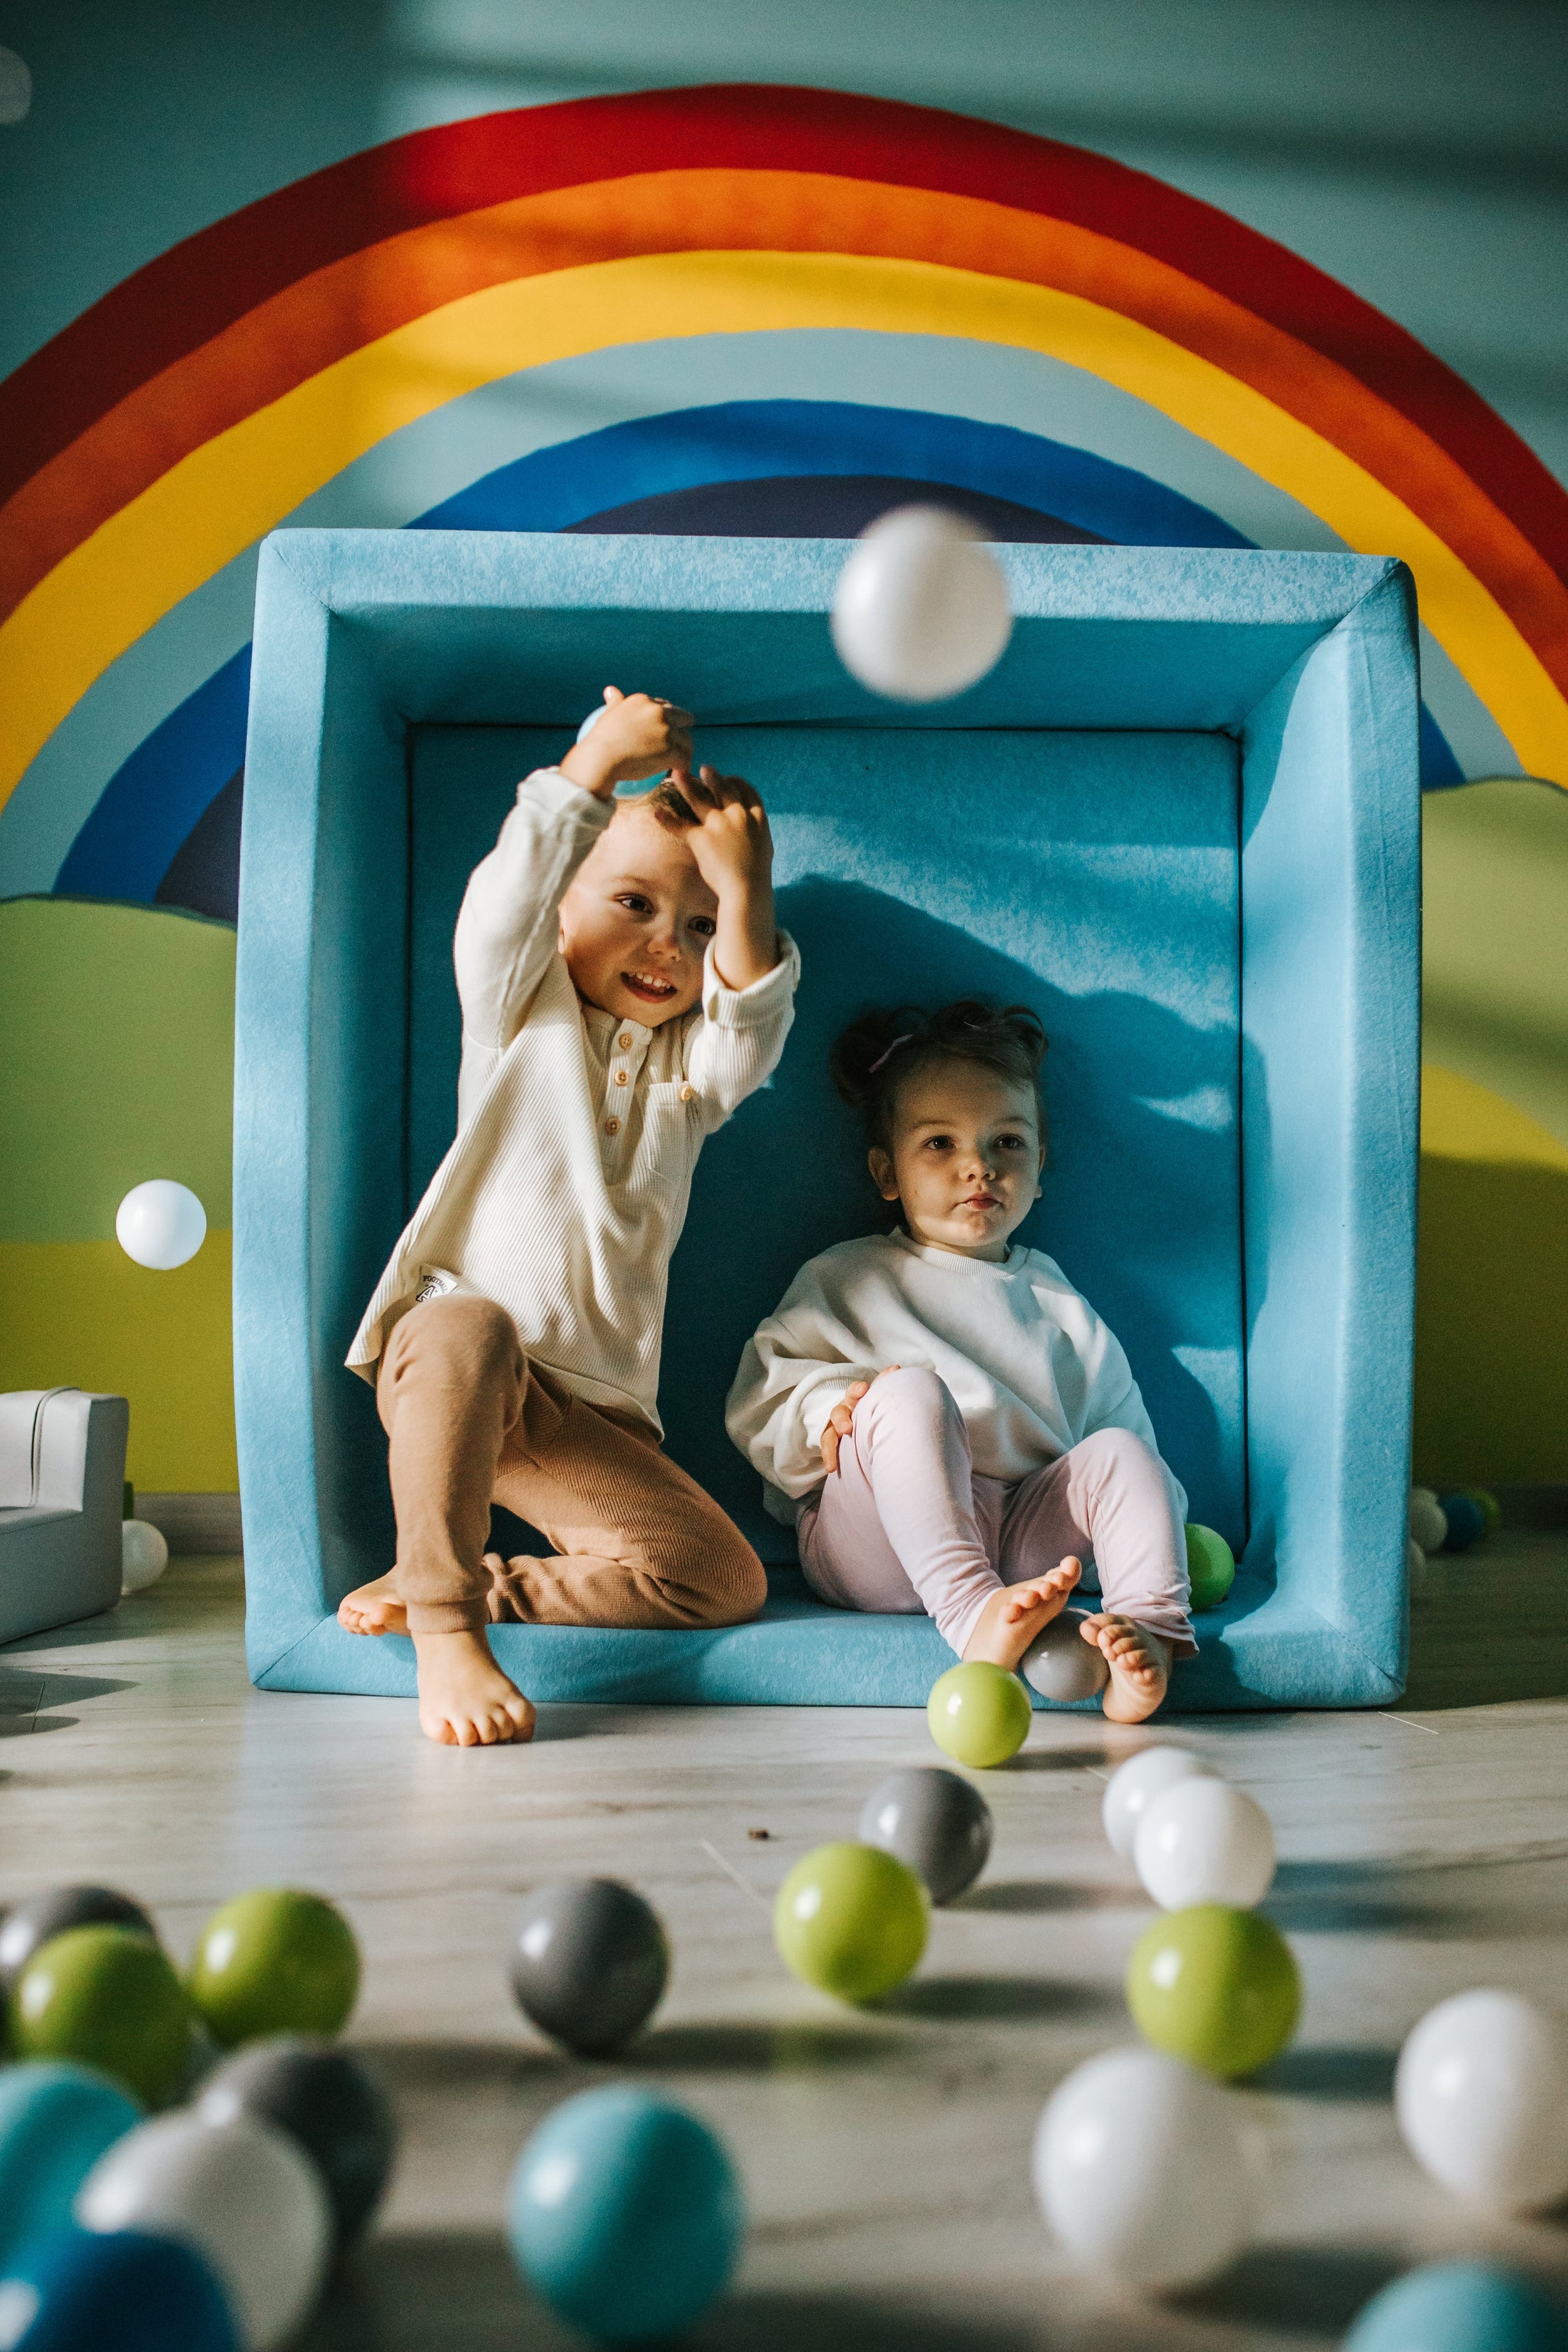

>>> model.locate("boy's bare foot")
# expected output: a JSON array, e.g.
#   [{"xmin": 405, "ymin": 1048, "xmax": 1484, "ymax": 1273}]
[
  {"xmin": 338, "ymin": 1574, "xmax": 408, "ymax": 1635},
  {"xmin": 963, "ymin": 1559, "xmax": 1081, "ymax": 1671},
  {"xmin": 1081, "ymin": 1614, "xmax": 1171, "ymax": 1723},
  {"xmin": 413, "ymin": 1629, "xmax": 536, "ymax": 1748}
]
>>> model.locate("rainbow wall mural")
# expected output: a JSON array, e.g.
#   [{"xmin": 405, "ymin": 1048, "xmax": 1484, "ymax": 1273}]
[{"xmin": 1, "ymin": 84, "xmax": 1564, "ymax": 1490}]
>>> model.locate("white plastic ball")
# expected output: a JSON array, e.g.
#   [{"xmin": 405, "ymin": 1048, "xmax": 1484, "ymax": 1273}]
[
  {"xmin": 830, "ymin": 505, "xmax": 1012, "ymax": 702},
  {"xmin": 1408, "ymin": 1487, "xmax": 1449, "ymax": 1555},
  {"xmin": 1135, "ymin": 1777, "xmax": 1276, "ymax": 1911},
  {"xmin": 1102, "ymin": 1746, "xmax": 1217, "ymax": 1863},
  {"xmin": 76, "ymin": 2110, "xmax": 332, "ymax": 2348},
  {"xmin": 0, "ymin": 48, "xmax": 31, "ymax": 126},
  {"xmin": 1395, "ymin": 1989, "xmax": 1568, "ymax": 2213},
  {"xmin": 115, "ymin": 1180, "xmax": 207, "ymax": 1271},
  {"xmin": 1032, "ymin": 2046, "xmax": 1252, "ymax": 2291},
  {"xmin": 120, "ymin": 1519, "xmax": 170, "ymax": 1594},
  {"xmin": 1406, "ymin": 1537, "xmax": 1429, "ymax": 1597}
]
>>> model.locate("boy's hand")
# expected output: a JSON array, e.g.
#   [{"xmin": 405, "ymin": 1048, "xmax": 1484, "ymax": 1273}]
[
  {"xmin": 820, "ymin": 1368, "xmax": 899, "ymax": 1473},
  {"xmin": 560, "ymin": 686, "xmax": 693, "ymax": 800},
  {"xmin": 661, "ymin": 764, "xmax": 780, "ymax": 991}
]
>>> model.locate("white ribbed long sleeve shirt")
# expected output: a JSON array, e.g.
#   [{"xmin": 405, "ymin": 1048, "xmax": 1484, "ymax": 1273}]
[
  {"xmin": 725, "ymin": 1232, "xmax": 1184, "ymax": 1524},
  {"xmin": 348, "ymin": 768, "xmax": 798, "ymax": 1428}
]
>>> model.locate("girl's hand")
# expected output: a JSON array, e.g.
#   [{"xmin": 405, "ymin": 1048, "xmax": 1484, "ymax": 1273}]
[
  {"xmin": 820, "ymin": 1368, "xmax": 899, "ymax": 1473},
  {"xmin": 560, "ymin": 686, "xmax": 694, "ymax": 799}
]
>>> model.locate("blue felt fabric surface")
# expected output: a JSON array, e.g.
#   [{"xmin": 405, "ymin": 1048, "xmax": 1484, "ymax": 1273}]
[{"xmin": 235, "ymin": 535, "xmax": 1419, "ymax": 1711}]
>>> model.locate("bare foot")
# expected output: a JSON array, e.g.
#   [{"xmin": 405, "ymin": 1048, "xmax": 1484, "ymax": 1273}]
[
  {"xmin": 413, "ymin": 1629, "xmax": 535, "ymax": 1748},
  {"xmin": 1081, "ymin": 1614, "xmax": 1171, "ymax": 1723},
  {"xmin": 338, "ymin": 1574, "xmax": 408, "ymax": 1635},
  {"xmin": 963, "ymin": 1559, "xmax": 1082, "ymax": 1671}
]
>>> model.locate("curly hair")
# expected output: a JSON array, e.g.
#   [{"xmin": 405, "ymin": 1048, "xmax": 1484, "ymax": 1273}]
[
  {"xmin": 830, "ymin": 997, "xmax": 1048, "ymax": 1155},
  {"xmin": 615, "ymin": 778, "xmax": 700, "ymax": 829}
]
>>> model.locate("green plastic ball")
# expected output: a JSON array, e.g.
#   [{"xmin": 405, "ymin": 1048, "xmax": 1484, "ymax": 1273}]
[
  {"xmin": 10, "ymin": 1927, "xmax": 190, "ymax": 2107},
  {"xmin": 187, "ymin": 1889, "xmax": 361, "ymax": 2048},
  {"xmin": 773, "ymin": 1844, "xmax": 928, "ymax": 2003},
  {"xmin": 926, "ymin": 1661, "xmax": 1032, "ymax": 1768},
  {"xmin": 1127, "ymin": 1903, "xmax": 1300, "ymax": 2078},
  {"xmin": 1185, "ymin": 1524, "xmax": 1236, "ymax": 1611}
]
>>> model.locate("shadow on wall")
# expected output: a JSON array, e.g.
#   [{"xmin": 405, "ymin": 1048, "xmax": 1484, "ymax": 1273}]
[{"xmin": 659, "ymin": 877, "xmax": 1244, "ymax": 1559}]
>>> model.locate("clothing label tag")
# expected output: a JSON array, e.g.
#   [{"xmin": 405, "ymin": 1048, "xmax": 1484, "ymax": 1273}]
[{"xmin": 414, "ymin": 1267, "xmax": 461, "ymax": 1305}]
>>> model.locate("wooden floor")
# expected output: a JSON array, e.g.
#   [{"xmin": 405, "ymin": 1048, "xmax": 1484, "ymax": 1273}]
[{"xmin": 3, "ymin": 1542, "xmax": 1567, "ymax": 2349}]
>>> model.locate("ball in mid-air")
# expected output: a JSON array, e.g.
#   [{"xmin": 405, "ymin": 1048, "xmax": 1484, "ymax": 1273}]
[
  {"xmin": 115, "ymin": 1180, "xmax": 207, "ymax": 1271},
  {"xmin": 1395, "ymin": 1989, "xmax": 1568, "ymax": 2213},
  {"xmin": 1032, "ymin": 2046, "xmax": 1253, "ymax": 2291},
  {"xmin": 830, "ymin": 507, "xmax": 1012, "ymax": 702},
  {"xmin": 858, "ymin": 1767, "xmax": 993, "ymax": 1906},
  {"xmin": 1126, "ymin": 1904, "xmax": 1300, "ymax": 2078},
  {"xmin": 507, "ymin": 1879, "xmax": 669, "ymax": 2056},
  {"xmin": 187, "ymin": 1889, "xmax": 360, "ymax": 2048},
  {"xmin": 508, "ymin": 2087, "xmax": 744, "ymax": 2343},
  {"xmin": 1134, "ymin": 1778, "xmax": 1276, "ymax": 1911},
  {"xmin": 927, "ymin": 1661, "xmax": 1032, "ymax": 1768},
  {"xmin": 773, "ymin": 1843, "xmax": 928, "ymax": 2003}
]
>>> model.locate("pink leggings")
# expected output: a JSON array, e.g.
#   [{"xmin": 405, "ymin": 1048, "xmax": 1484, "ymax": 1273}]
[{"xmin": 798, "ymin": 1366, "xmax": 1195, "ymax": 1659}]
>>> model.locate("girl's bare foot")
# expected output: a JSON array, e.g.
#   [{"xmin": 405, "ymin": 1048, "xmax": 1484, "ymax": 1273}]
[
  {"xmin": 1081, "ymin": 1614, "xmax": 1171, "ymax": 1723},
  {"xmin": 412, "ymin": 1629, "xmax": 535, "ymax": 1747},
  {"xmin": 963, "ymin": 1559, "xmax": 1081, "ymax": 1671},
  {"xmin": 338, "ymin": 1574, "xmax": 408, "ymax": 1635}
]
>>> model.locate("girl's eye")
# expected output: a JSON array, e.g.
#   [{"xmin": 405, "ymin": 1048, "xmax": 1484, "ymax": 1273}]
[
  {"xmin": 922, "ymin": 1135, "xmax": 953, "ymax": 1152},
  {"xmin": 688, "ymin": 916, "xmax": 716, "ymax": 937},
  {"xmin": 996, "ymin": 1134, "xmax": 1026, "ymax": 1151}
]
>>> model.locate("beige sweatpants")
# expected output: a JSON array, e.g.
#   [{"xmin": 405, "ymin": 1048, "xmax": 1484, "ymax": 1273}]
[{"xmin": 375, "ymin": 1294, "xmax": 768, "ymax": 1637}]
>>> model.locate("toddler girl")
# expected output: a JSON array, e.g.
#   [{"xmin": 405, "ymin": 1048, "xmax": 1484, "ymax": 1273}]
[{"xmin": 725, "ymin": 1000, "xmax": 1195, "ymax": 1722}]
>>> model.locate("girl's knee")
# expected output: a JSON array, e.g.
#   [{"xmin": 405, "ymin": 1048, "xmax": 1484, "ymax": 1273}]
[
  {"xmin": 863, "ymin": 1363, "xmax": 959, "ymax": 1424},
  {"xmin": 1074, "ymin": 1425, "xmax": 1160, "ymax": 1486}
]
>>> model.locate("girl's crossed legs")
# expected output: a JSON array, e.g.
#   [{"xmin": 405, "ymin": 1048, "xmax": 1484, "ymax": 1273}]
[{"xmin": 798, "ymin": 1366, "xmax": 1195, "ymax": 1722}]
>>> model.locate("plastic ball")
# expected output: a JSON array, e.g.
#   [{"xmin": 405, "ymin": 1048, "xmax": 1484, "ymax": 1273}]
[
  {"xmin": 1102, "ymin": 1747, "xmax": 1217, "ymax": 1864},
  {"xmin": 1126, "ymin": 1905, "xmax": 1300, "ymax": 2078},
  {"xmin": 11, "ymin": 1927, "xmax": 190, "ymax": 2108},
  {"xmin": 507, "ymin": 1879, "xmax": 669, "ymax": 2056},
  {"xmin": 115, "ymin": 1180, "xmax": 207, "ymax": 1271},
  {"xmin": 1458, "ymin": 1486, "xmax": 1502, "ymax": 1537},
  {"xmin": 0, "ymin": 2225, "xmax": 238, "ymax": 2352},
  {"xmin": 121, "ymin": 1519, "xmax": 170, "ymax": 1594},
  {"xmin": 1437, "ymin": 1492, "xmax": 1486, "ymax": 1552},
  {"xmin": 1395, "ymin": 1989, "xmax": 1568, "ymax": 2212},
  {"xmin": 1406, "ymin": 1537, "xmax": 1430, "ymax": 1597},
  {"xmin": 76, "ymin": 2110, "xmax": 331, "ymax": 2351},
  {"xmin": 1019, "ymin": 1614, "xmax": 1109, "ymax": 1704},
  {"xmin": 858, "ymin": 1767, "xmax": 993, "ymax": 1905},
  {"xmin": 1135, "ymin": 1778, "xmax": 1276, "ymax": 1911},
  {"xmin": 773, "ymin": 1843, "xmax": 929, "ymax": 2003},
  {"xmin": 0, "ymin": 2062, "xmax": 143, "ymax": 2268},
  {"xmin": 1184, "ymin": 1524, "xmax": 1236, "ymax": 1611},
  {"xmin": 0, "ymin": 1884, "xmax": 158, "ymax": 1999},
  {"xmin": 1408, "ymin": 1486, "xmax": 1450, "ymax": 1554},
  {"xmin": 197, "ymin": 2036, "xmax": 397, "ymax": 2249},
  {"xmin": 187, "ymin": 1889, "xmax": 360, "ymax": 2048},
  {"xmin": 1343, "ymin": 2262, "xmax": 1567, "ymax": 2352},
  {"xmin": 927, "ymin": 1661, "xmax": 1032, "ymax": 1768},
  {"xmin": 830, "ymin": 506, "xmax": 1012, "ymax": 702},
  {"xmin": 507, "ymin": 2086, "xmax": 744, "ymax": 2342},
  {"xmin": 1032, "ymin": 2046, "xmax": 1253, "ymax": 2291}
]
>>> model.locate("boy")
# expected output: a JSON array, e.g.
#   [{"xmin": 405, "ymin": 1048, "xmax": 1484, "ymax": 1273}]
[{"xmin": 339, "ymin": 688, "xmax": 796, "ymax": 1746}]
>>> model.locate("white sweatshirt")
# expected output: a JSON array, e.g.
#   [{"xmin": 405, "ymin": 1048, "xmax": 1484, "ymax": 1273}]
[
  {"xmin": 348, "ymin": 768, "xmax": 798, "ymax": 1428},
  {"xmin": 726, "ymin": 1231, "xmax": 1185, "ymax": 1525}
]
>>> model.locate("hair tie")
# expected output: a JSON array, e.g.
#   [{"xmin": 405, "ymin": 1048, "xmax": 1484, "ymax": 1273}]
[{"xmin": 867, "ymin": 1032, "xmax": 917, "ymax": 1077}]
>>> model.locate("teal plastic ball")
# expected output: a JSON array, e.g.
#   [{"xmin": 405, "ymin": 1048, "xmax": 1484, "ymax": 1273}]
[
  {"xmin": 1344, "ymin": 2263, "xmax": 1566, "ymax": 2352},
  {"xmin": 0, "ymin": 2063, "xmax": 142, "ymax": 2267},
  {"xmin": 0, "ymin": 2227, "xmax": 237, "ymax": 2352},
  {"xmin": 507, "ymin": 2088, "xmax": 744, "ymax": 2341},
  {"xmin": 1437, "ymin": 1494, "xmax": 1485, "ymax": 1553}
]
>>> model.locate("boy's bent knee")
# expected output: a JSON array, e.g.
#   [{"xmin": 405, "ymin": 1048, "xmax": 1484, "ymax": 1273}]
[{"xmin": 691, "ymin": 1528, "xmax": 768, "ymax": 1626}]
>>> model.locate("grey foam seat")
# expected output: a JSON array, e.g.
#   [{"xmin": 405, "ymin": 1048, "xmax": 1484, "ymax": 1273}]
[{"xmin": 0, "ymin": 1389, "xmax": 129, "ymax": 1644}]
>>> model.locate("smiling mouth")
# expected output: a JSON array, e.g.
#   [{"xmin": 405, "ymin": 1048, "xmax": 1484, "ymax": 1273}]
[{"xmin": 621, "ymin": 971, "xmax": 679, "ymax": 1001}]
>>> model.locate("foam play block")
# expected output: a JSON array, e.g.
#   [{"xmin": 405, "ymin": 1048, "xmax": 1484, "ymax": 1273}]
[{"xmin": 234, "ymin": 532, "xmax": 1419, "ymax": 1710}]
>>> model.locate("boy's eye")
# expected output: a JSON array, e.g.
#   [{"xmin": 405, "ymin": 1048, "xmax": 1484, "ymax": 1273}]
[
  {"xmin": 616, "ymin": 893, "xmax": 654, "ymax": 916},
  {"xmin": 688, "ymin": 916, "xmax": 716, "ymax": 938}
]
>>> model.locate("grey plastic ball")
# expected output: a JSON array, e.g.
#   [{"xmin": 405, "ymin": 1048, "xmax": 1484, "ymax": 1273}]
[
  {"xmin": 509, "ymin": 1879, "xmax": 670, "ymax": 2056},
  {"xmin": 0, "ymin": 1884, "xmax": 158, "ymax": 1997},
  {"xmin": 1021, "ymin": 1613, "xmax": 1110, "ymax": 1703},
  {"xmin": 197, "ymin": 2034, "xmax": 398, "ymax": 2247},
  {"xmin": 858, "ymin": 1767, "xmax": 994, "ymax": 1904}
]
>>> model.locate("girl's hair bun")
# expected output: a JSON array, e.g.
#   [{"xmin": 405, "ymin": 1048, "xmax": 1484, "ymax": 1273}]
[{"xmin": 830, "ymin": 997, "xmax": 1048, "ymax": 1150}]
